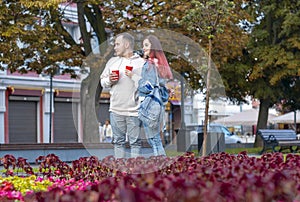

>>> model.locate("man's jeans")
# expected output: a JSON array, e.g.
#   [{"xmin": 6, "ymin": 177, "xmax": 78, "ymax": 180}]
[{"xmin": 110, "ymin": 112, "xmax": 141, "ymax": 158}]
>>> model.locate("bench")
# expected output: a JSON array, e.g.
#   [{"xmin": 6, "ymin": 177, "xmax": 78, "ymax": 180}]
[{"xmin": 257, "ymin": 129, "xmax": 300, "ymax": 154}]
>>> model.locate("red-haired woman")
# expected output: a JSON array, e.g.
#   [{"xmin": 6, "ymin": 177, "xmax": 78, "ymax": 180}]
[{"xmin": 138, "ymin": 35, "xmax": 173, "ymax": 156}]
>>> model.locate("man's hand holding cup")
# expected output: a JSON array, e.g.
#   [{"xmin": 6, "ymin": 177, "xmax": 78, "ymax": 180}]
[{"xmin": 110, "ymin": 70, "xmax": 119, "ymax": 84}]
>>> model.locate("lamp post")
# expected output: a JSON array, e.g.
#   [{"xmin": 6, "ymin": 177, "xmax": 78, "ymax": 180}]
[
  {"xmin": 177, "ymin": 44, "xmax": 190, "ymax": 152},
  {"xmin": 48, "ymin": 66, "xmax": 59, "ymax": 143},
  {"xmin": 49, "ymin": 73, "xmax": 53, "ymax": 143},
  {"xmin": 176, "ymin": 72, "xmax": 187, "ymax": 152},
  {"xmin": 294, "ymin": 110, "xmax": 297, "ymax": 133}
]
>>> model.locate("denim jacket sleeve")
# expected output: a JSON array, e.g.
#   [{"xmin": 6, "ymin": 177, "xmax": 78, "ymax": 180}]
[
  {"xmin": 138, "ymin": 61, "xmax": 166, "ymax": 97},
  {"xmin": 138, "ymin": 62, "xmax": 154, "ymax": 96}
]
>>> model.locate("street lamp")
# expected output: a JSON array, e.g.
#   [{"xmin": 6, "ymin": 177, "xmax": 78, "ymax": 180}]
[
  {"xmin": 176, "ymin": 72, "xmax": 186, "ymax": 152},
  {"xmin": 177, "ymin": 44, "xmax": 190, "ymax": 152},
  {"xmin": 49, "ymin": 73, "xmax": 53, "ymax": 143},
  {"xmin": 47, "ymin": 66, "xmax": 59, "ymax": 143},
  {"xmin": 294, "ymin": 110, "xmax": 297, "ymax": 133}
]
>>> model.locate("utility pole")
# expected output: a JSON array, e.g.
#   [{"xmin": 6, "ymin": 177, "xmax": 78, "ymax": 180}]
[{"xmin": 49, "ymin": 73, "xmax": 53, "ymax": 143}]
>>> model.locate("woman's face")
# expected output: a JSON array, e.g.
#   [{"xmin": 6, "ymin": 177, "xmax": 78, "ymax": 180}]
[{"xmin": 142, "ymin": 39, "xmax": 151, "ymax": 57}]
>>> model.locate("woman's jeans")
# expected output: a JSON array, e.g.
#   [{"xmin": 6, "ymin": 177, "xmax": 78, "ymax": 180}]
[
  {"xmin": 110, "ymin": 112, "xmax": 141, "ymax": 158},
  {"xmin": 143, "ymin": 123, "xmax": 166, "ymax": 156}
]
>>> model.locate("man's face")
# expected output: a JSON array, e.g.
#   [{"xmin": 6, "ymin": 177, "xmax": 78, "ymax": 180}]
[{"xmin": 114, "ymin": 36, "xmax": 126, "ymax": 57}]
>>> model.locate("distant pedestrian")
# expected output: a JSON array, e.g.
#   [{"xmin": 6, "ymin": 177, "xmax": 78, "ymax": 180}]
[{"xmin": 101, "ymin": 120, "xmax": 112, "ymax": 143}]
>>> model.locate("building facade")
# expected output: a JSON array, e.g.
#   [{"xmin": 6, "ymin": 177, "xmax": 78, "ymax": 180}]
[{"xmin": 0, "ymin": 70, "xmax": 83, "ymax": 144}]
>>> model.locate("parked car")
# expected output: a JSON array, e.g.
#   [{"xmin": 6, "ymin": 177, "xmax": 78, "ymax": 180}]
[{"xmin": 197, "ymin": 124, "xmax": 242, "ymax": 144}]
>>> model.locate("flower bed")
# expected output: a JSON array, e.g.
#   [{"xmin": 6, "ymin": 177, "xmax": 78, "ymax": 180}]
[{"xmin": 1, "ymin": 152, "xmax": 300, "ymax": 201}]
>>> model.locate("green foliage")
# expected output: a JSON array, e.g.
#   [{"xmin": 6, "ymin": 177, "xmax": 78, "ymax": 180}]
[
  {"xmin": 280, "ymin": 76, "xmax": 300, "ymax": 111},
  {"xmin": 182, "ymin": 0, "xmax": 235, "ymax": 39},
  {"xmin": 245, "ymin": 0, "xmax": 300, "ymax": 107},
  {"xmin": 101, "ymin": 0, "xmax": 190, "ymax": 32},
  {"xmin": 0, "ymin": 0, "xmax": 82, "ymax": 77},
  {"xmin": 180, "ymin": 0, "xmax": 252, "ymax": 103},
  {"xmin": 247, "ymin": 0, "xmax": 300, "ymax": 83},
  {"xmin": 225, "ymin": 147, "xmax": 262, "ymax": 155}
]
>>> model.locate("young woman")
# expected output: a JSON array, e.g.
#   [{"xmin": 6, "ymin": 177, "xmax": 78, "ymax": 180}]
[
  {"xmin": 101, "ymin": 119, "xmax": 112, "ymax": 143},
  {"xmin": 137, "ymin": 35, "xmax": 173, "ymax": 156}
]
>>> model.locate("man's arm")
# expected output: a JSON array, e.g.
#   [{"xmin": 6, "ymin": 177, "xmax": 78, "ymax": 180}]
[
  {"xmin": 100, "ymin": 57, "xmax": 121, "ymax": 88},
  {"xmin": 100, "ymin": 64, "xmax": 112, "ymax": 88}
]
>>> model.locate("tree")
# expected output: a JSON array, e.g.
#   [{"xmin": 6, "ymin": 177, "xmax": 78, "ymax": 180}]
[
  {"xmin": 0, "ymin": 0, "xmax": 110, "ymax": 143},
  {"xmin": 0, "ymin": 1, "xmax": 82, "ymax": 76},
  {"xmin": 75, "ymin": 1, "xmax": 111, "ymax": 143},
  {"xmin": 242, "ymin": 0, "xmax": 300, "ymax": 146},
  {"xmin": 181, "ymin": 0, "xmax": 248, "ymax": 156}
]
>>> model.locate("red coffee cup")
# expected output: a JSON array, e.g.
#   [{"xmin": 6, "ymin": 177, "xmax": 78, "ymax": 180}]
[
  {"xmin": 112, "ymin": 70, "xmax": 119, "ymax": 79},
  {"xmin": 126, "ymin": 66, "xmax": 133, "ymax": 71}
]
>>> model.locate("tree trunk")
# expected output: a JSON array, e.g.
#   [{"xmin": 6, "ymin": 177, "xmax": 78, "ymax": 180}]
[
  {"xmin": 84, "ymin": 5, "xmax": 107, "ymax": 53},
  {"xmin": 77, "ymin": 2, "xmax": 110, "ymax": 143},
  {"xmin": 254, "ymin": 98, "xmax": 271, "ymax": 147},
  {"xmin": 77, "ymin": 2, "xmax": 92, "ymax": 55},
  {"xmin": 202, "ymin": 39, "xmax": 212, "ymax": 156},
  {"xmin": 80, "ymin": 60, "xmax": 103, "ymax": 143}
]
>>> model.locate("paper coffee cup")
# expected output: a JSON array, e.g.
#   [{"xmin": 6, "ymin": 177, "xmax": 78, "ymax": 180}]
[
  {"xmin": 112, "ymin": 70, "xmax": 119, "ymax": 79},
  {"xmin": 126, "ymin": 66, "xmax": 133, "ymax": 71}
]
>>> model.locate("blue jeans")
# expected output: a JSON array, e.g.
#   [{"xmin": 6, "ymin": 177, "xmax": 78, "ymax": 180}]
[
  {"xmin": 104, "ymin": 136, "xmax": 112, "ymax": 143},
  {"xmin": 143, "ymin": 123, "xmax": 166, "ymax": 156},
  {"xmin": 110, "ymin": 112, "xmax": 141, "ymax": 158}
]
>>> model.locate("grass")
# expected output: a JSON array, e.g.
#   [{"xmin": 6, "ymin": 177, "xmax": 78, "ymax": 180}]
[
  {"xmin": 165, "ymin": 150, "xmax": 186, "ymax": 157},
  {"xmin": 165, "ymin": 146, "xmax": 263, "ymax": 157},
  {"xmin": 225, "ymin": 147, "xmax": 262, "ymax": 155},
  {"xmin": 166, "ymin": 146, "xmax": 300, "ymax": 160}
]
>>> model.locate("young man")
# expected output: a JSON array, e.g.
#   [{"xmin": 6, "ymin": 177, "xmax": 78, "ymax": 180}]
[{"xmin": 100, "ymin": 33, "xmax": 145, "ymax": 158}]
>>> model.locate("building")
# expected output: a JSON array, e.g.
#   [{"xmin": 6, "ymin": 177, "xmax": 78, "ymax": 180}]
[{"xmin": 0, "ymin": 70, "xmax": 83, "ymax": 143}]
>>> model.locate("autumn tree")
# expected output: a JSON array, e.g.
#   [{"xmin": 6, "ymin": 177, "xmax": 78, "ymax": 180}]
[
  {"xmin": 241, "ymin": 0, "xmax": 300, "ymax": 146},
  {"xmin": 181, "ymin": 0, "xmax": 250, "ymax": 156},
  {"xmin": 0, "ymin": 1, "xmax": 82, "ymax": 76},
  {"xmin": 0, "ymin": 0, "xmax": 110, "ymax": 142}
]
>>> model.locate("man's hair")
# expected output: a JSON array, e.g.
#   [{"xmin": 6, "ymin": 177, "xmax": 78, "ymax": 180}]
[{"xmin": 117, "ymin": 33, "xmax": 134, "ymax": 49}]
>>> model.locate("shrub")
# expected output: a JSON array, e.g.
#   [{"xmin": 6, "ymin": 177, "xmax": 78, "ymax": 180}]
[{"xmin": 1, "ymin": 152, "xmax": 300, "ymax": 201}]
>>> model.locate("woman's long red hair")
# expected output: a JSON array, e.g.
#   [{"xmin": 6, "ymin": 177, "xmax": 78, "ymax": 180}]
[{"xmin": 145, "ymin": 35, "xmax": 173, "ymax": 79}]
